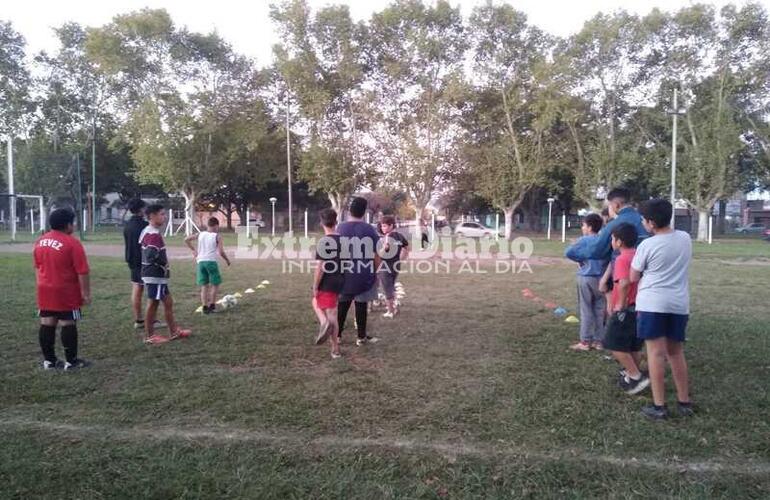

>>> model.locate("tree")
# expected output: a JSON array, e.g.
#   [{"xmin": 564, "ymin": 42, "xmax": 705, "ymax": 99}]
[
  {"xmin": 367, "ymin": 0, "xmax": 467, "ymax": 226},
  {"xmin": 644, "ymin": 3, "xmax": 770, "ymax": 240},
  {"xmin": 558, "ymin": 10, "xmax": 651, "ymax": 209},
  {"xmin": 465, "ymin": 3, "xmax": 559, "ymax": 239},
  {"xmin": 271, "ymin": 0, "xmax": 368, "ymax": 212},
  {"xmin": 0, "ymin": 21, "xmax": 31, "ymax": 139}
]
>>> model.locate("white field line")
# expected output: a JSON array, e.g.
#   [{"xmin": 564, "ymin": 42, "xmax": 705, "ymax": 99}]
[{"xmin": 2, "ymin": 417, "xmax": 770, "ymax": 476}]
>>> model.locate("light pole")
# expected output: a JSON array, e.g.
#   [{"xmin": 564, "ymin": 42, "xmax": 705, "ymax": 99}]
[
  {"xmin": 546, "ymin": 197, "xmax": 555, "ymax": 240},
  {"xmin": 269, "ymin": 197, "xmax": 277, "ymax": 237},
  {"xmin": 6, "ymin": 136, "xmax": 15, "ymax": 242},
  {"xmin": 285, "ymin": 90, "xmax": 293, "ymax": 235},
  {"xmin": 666, "ymin": 88, "xmax": 686, "ymax": 228}
]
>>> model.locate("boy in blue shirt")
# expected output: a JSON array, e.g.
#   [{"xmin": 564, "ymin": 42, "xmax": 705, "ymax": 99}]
[{"xmin": 565, "ymin": 213, "xmax": 609, "ymax": 351}]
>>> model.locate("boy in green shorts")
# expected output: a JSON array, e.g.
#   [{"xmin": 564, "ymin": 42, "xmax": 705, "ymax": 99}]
[{"xmin": 185, "ymin": 217, "xmax": 231, "ymax": 313}]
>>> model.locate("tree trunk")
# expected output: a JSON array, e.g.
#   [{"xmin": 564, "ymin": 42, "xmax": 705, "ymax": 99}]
[
  {"xmin": 225, "ymin": 210, "xmax": 233, "ymax": 230},
  {"xmin": 503, "ymin": 207, "xmax": 514, "ymax": 240},
  {"xmin": 697, "ymin": 209, "xmax": 709, "ymax": 242}
]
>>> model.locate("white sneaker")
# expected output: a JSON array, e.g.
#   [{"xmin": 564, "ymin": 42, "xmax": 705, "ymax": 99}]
[
  {"xmin": 331, "ymin": 352, "xmax": 342, "ymax": 359},
  {"xmin": 356, "ymin": 336, "xmax": 380, "ymax": 346},
  {"xmin": 382, "ymin": 312, "xmax": 394, "ymax": 319}
]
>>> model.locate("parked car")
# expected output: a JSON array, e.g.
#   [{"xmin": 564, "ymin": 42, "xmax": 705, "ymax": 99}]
[
  {"xmin": 735, "ymin": 222, "xmax": 766, "ymax": 234},
  {"xmin": 99, "ymin": 217, "xmax": 124, "ymax": 227},
  {"xmin": 454, "ymin": 222, "xmax": 500, "ymax": 238},
  {"xmin": 763, "ymin": 228, "xmax": 770, "ymax": 241},
  {"xmin": 248, "ymin": 218, "xmax": 266, "ymax": 228}
]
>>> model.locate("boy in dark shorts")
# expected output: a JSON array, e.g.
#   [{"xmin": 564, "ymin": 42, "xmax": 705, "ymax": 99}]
[
  {"xmin": 123, "ymin": 197, "xmax": 167, "ymax": 330},
  {"xmin": 603, "ymin": 223, "xmax": 649, "ymax": 395},
  {"xmin": 377, "ymin": 215, "xmax": 409, "ymax": 319},
  {"xmin": 33, "ymin": 208, "xmax": 91, "ymax": 371},
  {"xmin": 312, "ymin": 208, "xmax": 343, "ymax": 358},
  {"xmin": 631, "ymin": 199, "xmax": 693, "ymax": 420},
  {"xmin": 139, "ymin": 204, "xmax": 191, "ymax": 344}
]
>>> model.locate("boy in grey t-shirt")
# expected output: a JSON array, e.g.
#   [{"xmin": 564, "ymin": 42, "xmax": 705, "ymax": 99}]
[{"xmin": 630, "ymin": 199, "xmax": 693, "ymax": 420}]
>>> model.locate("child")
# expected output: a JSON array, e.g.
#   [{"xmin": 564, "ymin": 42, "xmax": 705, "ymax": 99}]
[
  {"xmin": 565, "ymin": 213, "xmax": 608, "ymax": 351},
  {"xmin": 312, "ymin": 208, "xmax": 343, "ymax": 358},
  {"xmin": 185, "ymin": 217, "xmax": 231, "ymax": 314},
  {"xmin": 377, "ymin": 215, "xmax": 409, "ymax": 318},
  {"xmin": 631, "ymin": 199, "xmax": 693, "ymax": 420},
  {"xmin": 603, "ymin": 223, "xmax": 650, "ymax": 395},
  {"xmin": 140, "ymin": 204, "xmax": 191, "ymax": 344},
  {"xmin": 33, "ymin": 208, "xmax": 91, "ymax": 371}
]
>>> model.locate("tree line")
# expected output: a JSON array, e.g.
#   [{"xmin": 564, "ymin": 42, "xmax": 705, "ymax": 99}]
[{"xmin": 1, "ymin": 1, "xmax": 769, "ymax": 240}]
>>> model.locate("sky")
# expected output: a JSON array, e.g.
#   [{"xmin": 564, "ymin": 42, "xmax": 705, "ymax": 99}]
[{"xmin": 5, "ymin": 0, "xmax": 766, "ymax": 66}]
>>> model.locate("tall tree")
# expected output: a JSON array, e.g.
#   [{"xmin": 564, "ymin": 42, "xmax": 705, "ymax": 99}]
[
  {"xmin": 465, "ymin": 3, "xmax": 558, "ymax": 238},
  {"xmin": 644, "ymin": 3, "xmax": 770, "ymax": 240},
  {"xmin": 558, "ymin": 11, "xmax": 650, "ymax": 209},
  {"xmin": 367, "ymin": 0, "xmax": 467, "ymax": 226},
  {"xmin": 271, "ymin": 0, "xmax": 368, "ymax": 212},
  {"xmin": 0, "ymin": 21, "xmax": 31, "ymax": 138}
]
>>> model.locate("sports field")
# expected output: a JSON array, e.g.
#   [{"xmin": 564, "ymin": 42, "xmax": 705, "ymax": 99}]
[{"xmin": 1, "ymin": 240, "xmax": 769, "ymax": 498}]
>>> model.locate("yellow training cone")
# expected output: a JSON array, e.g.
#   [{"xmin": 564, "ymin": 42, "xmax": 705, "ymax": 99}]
[
  {"xmin": 261, "ymin": 280, "xmax": 271, "ymax": 285},
  {"xmin": 565, "ymin": 315, "xmax": 580, "ymax": 323},
  {"xmin": 233, "ymin": 292, "xmax": 243, "ymax": 298},
  {"xmin": 195, "ymin": 306, "xmax": 204, "ymax": 314},
  {"xmin": 244, "ymin": 288, "xmax": 255, "ymax": 294},
  {"xmin": 257, "ymin": 284, "xmax": 266, "ymax": 289}
]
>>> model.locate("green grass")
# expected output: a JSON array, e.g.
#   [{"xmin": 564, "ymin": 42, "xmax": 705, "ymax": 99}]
[{"xmin": 1, "ymin": 246, "xmax": 769, "ymax": 498}]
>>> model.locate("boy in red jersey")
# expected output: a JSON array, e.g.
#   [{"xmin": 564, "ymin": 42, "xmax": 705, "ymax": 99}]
[
  {"xmin": 603, "ymin": 223, "xmax": 649, "ymax": 395},
  {"xmin": 33, "ymin": 208, "xmax": 91, "ymax": 371}
]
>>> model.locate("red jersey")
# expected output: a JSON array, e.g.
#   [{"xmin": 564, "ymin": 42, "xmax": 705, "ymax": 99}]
[
  {"xmin": 33, "ymin": 230, "xmax": 90, "ymax": 311},
  {"xmin": 611, "ymin": 248, "xmax": 638, "ymax": 310}
]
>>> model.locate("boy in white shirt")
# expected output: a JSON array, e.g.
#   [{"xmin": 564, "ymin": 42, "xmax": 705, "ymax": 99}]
[
  {"xmin": 185, "ymin": 217, "xmax": 231, "ymax": 313},
  {"xmin": 630, "ymin": 199, "xmax": 693, "ymax": 420}
]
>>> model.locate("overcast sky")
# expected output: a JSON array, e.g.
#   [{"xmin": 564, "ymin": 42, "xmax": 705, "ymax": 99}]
[{"xmin": 5, "ymin": 0, "xmax": 764, "ymax": 66}]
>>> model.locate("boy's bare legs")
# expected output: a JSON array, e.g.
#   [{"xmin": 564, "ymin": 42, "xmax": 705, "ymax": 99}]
[
  {"xmin": 325, "ymin": 308, "xmax": 340, "ymax": 356},
  {"xmin": 200, "ymin": 286, "xmax": 208, "ymax": 308},
  {"xmin": 312, "ymin": 297, "xmax": 326, "ymax": 324},
  {"xmin": 645, "ymin": 338, "xmax": 668, "ymax": 406},
  {"xmin": 145, "ymin": 300, "xmax": 160, "ymax": 339},
  {"xmin": 209, "ymin": 285, "xmax": 220, "ymax": 307},
  {"xmin": 611, "ymin": 351, "xmax": 642, "ymax": 378},
  {"xmin": 161, "ymin": 294, "xmax": 179, "ymax": 333},
  {"xmin": 666, "ymin": 339, "xmax": 690, "ymax": 403},
  {"xmin": 132, "ymin": 284, "xmax": 144, "ymax": 321}
]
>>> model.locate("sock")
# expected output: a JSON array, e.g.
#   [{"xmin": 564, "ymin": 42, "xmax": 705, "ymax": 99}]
[
  {"xmin": 38, "ymin": 325, "xmax": 57, "ymax": 363},
  {"xmin": 135, "ymin": 319, "xmax": 145, "ymax": 324},
  {"xmin": 60, "ymin": 324, "xmax": 78, "ymax": 363},
  {"xmin": 653, "ymin": 404, "xmax": 666, "ymax": 410},
  {"xmin": 678, "ymin": 401, "xmax": 692, "ymax": 407},
  {"xmin": 354, "ymin": 301, "xmax": 368, "ymax": 339},
  {"xmin": 628, "ymin": 372, "xmax": 641, "ymax": 381}
]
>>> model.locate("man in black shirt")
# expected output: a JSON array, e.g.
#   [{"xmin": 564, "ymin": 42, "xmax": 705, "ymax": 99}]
[{"xmin": 123, "ymin": 198, "xmax": 165, "ymax": 330}]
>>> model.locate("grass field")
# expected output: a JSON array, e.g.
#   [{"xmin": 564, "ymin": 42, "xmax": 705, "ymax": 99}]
[{"xmin": 1, "ymin": 239, "xmax": 769, "ymax": 498}]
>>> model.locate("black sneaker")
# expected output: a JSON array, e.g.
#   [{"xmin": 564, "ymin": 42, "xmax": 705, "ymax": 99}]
[
  {"xmin": 63, "ymin": 359, "xmax": 92, "ymax": 372},
  {"xmin": 619, "ymin": 374, "xmax": 650, "ymax": 395},
  {"xmin": 641, "ymin": 404, "xmax": 668, "ymax": 420},
  {"xmin": 202, "ymin": 305, "xmax": 211, "ymax": 315},
  {"xmin": 677, "ymin": 401, "xmax": 694, "ymax": 417},
  {"xmin": 42, "ymin": 360, "xmax": 64, "ymax": 371}
]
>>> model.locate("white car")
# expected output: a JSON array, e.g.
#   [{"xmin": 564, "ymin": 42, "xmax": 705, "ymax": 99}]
[{"xmin": 454, "ymin": 222, "xmax": 498, "ymax": 238}]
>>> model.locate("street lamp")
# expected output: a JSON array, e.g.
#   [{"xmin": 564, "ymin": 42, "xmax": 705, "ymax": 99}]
[
  {"xmin": 666, "ymin": 88, "xmax": 687, "ymax": 228},
  {"xmin": 269, "ymin": 197, "xmax": 277, "ymax": 237},
  {"xmin": 546, "ymin": 197, "xmax": 555, "ymax": 240}
]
